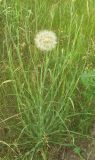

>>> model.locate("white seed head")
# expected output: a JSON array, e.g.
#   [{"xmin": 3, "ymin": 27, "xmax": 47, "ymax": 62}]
[{"xmin": 34, "ymin": 30, "xmax": 57, "ymax": 51}]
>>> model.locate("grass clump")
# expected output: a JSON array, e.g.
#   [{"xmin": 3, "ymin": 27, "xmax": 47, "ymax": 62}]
[{"xmin": 0, "ymin": 0, "xmax": 95, "ymax": 159}]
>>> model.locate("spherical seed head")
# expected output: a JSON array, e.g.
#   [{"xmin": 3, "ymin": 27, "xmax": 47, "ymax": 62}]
[{"xmin": 34, "ymin": 30, "xmax": 57, "ymax": 51}]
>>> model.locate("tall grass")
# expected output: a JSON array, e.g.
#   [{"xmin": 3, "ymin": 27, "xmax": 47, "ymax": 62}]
[{"xmin": 1, "ymin": 0, "xmax": 95, "ymax": 159}]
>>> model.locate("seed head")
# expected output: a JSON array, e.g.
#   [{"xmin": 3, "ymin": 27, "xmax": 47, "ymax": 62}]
[{"xmin": 34, "ymin": 30, "xmax": 57, "ymax": 51}]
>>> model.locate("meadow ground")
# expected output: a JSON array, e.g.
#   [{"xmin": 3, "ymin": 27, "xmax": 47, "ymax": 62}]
[{"xmin": 0, "ymin": 0, "xmax": 95, "ymax": 159}]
